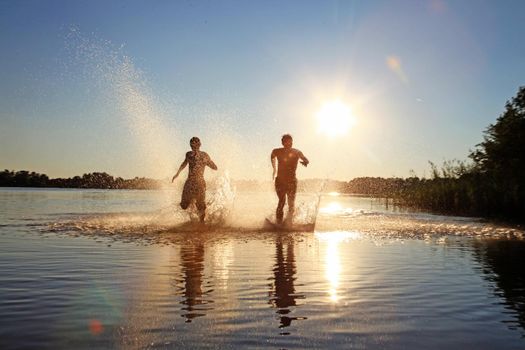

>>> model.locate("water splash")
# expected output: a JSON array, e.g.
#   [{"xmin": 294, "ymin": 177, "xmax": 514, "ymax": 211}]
[
  {"xmin": 63, "ymin": 28, "xmax": 250, "ymax": 228},
  {"xmin": 204, "ymin": 172, "xmax": 236, "ymax": 225},
  {"xmin": 65, "ymin": 27, "xmax": 176, "ymax": 179},
  {"xmin": 46, "ymin": 173, "xmax": 237, "ymax": 240},
  {"xmin": 180, "ymin": 172, "xmax": 236, "ymax": 225},
  {"xmin": 293, "ymin": 196, "xmax": 320, "ymax": 224}
]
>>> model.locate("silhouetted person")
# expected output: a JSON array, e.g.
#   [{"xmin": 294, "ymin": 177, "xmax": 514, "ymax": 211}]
[
  {"xmin": 172, "ymin": 137, "xmax": 217, "ymax": 223},
  {"xmin": 271, "ymin": 134, "xmax": 309, "ymax": 225}
]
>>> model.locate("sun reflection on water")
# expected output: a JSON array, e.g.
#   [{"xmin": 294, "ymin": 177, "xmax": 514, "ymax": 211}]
[
  {"xmin": 326, "ymin": 240, "xmax": 341, "ymax": 302},
  {"xmin": 315, "ymin": 231, "xmax": 362, "ymax": 303},
  {"xmin": 212, "ymin": 241, "xmax": 234, "ymax": 290},
  {"xmin": 319, "ymin": 201, "xmax": 343, "ymax": 215}
]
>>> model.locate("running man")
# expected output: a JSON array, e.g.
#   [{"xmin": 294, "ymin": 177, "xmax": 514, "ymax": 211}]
[
  {"xmin": 172, "ymin": 137, "xmax": 217, "ymax": 223},
  {"xmin": 271, "ymin": 134, "xmax": 309, "ymax": 225}
]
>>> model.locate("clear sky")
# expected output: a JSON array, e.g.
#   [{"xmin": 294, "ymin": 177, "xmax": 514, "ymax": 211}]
[{"xmin": 1, "ymin": 0, "xmax": 524, "ymax": 180}]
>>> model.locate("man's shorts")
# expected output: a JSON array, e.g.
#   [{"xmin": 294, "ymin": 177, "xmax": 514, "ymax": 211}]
[
  {"xmin": 181, "ymin": 178, "xmax": 206, "ymax": 211},
  {"xmin": 275, "ymin": 177, "xmax": 297, "ymax": 199}
]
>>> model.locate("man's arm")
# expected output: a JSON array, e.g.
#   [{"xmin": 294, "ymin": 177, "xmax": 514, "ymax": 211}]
[
  {"xmin": 299, "ymin": 151, "xmax": 309, "ymax": 167},
  {"xmin": 171, "ymin": 157, "xmax": 188, "ymax": 182},
  {"xmin": 271, "ymin": 149, "xmax": 277, "ymax": 180},
  {"xmin": 206, "ymin": 154, "xmax": 218, "ymax": 170}
]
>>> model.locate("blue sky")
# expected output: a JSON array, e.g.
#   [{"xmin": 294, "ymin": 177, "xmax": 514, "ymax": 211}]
[{"xmin": 1, "ymin": 0, "xmax": 525, "ymax": 180}]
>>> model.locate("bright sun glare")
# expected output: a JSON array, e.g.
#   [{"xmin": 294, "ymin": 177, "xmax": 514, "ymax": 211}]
[{"xmin": 316, "ymin": 100, "xmax": 356, "ymax": 137}]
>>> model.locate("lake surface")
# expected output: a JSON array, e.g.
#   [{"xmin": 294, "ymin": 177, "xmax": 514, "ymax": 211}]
[{"xmin": 1, "ymin": 187, "xmax": 525, "ymax": 349}]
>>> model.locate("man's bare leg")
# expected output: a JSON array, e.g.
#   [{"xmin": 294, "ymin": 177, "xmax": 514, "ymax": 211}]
[
  {"xmin": 276, "ymin": 193, "xmax": 286, "ymax": 224},
  {"xmin": 285, "ymin": 192, "xmax": 295, "ymax": 225}
]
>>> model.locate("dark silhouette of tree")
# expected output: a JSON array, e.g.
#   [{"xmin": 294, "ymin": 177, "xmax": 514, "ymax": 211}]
[
  {"xmin": 387, "ymin": 86, "xmax": 525, "ymax": 222},
  {"xmin": 470, "ymin": 86, "xmax": 525, "ymax": 177},
  {"xmin": 0, "ymin": 170, "xmax": 14, "ymax": 186},
  {"xmin": 0, "ymin": 169, "xmax": 162, "ymax": 189},
  {"xmin": 468, "ymin": 86, "xmax": 525, "ymax": 218}
]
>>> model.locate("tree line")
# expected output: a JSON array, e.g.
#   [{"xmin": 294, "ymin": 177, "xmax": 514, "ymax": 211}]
[
  {"xmin": 0, "ymin": 170, "xmax": 161, "ymax": 189},
  {"xmin": 0, "ymin": 169, "xmax": 405, "ymax": 194},
  {"xmin": 394, "ymin": 86, "xmax": 525, "ymax": 222}
]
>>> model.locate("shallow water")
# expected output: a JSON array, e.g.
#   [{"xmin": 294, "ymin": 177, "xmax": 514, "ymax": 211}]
[{"xmin": 1, "ymin": 188, "xmax": 525, "ymax": 349}]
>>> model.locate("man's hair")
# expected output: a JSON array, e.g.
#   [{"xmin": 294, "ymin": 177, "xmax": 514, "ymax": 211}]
[
  {"xmin": 190, "ymin": 137, "xmax": 201, "ymax": 145},
  {"xmin": 281, "ymin": 134, "xmax": 293, "ymax": 143}
]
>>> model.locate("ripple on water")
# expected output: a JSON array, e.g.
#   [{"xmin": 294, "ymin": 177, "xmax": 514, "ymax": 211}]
[
  {"xmin": 2, "ymin": 189, "xmax": 525, "ymax": 349},
  {"xmin": 38, "ymin": 209, "xmax": 525, "ymax": 248}
]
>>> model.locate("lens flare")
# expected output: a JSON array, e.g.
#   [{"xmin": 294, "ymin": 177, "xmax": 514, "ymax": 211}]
[
  {"xmin": 386, "ymin": 55, "xmax": 408, "ymax": 83},
  {"xmin": 89, "ymin": 319, "xmax": 104, "ymax": 335}
]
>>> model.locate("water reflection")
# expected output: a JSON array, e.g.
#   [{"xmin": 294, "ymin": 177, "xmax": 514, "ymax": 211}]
[
  {"xmin": 320, "ymin": 201, "xmax": 343, "ymax": 215},
  {"xmin": 315, "ymin": 231, "xmax": 361, "ymax": 303},
  {"xmin": 473, "ymin": 239, "xmax": 525, "ymax": 335},
  {"xmin": 178, "ymin": 237, "xmax": 213, "ymax": 322},
  {"xmin": 326, "ymin": 239, "xmax": 341, "ymax": 302},
  {"xmin": 268, "ymin": 234, "xmax": 306, "ymax": 331},
  {"xmin": 212, "ymin": 241, "xmax": 234, "ymax": 290}
]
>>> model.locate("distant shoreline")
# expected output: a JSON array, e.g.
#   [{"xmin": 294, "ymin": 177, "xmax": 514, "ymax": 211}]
[
  {"xmin": 0, "ymin": 169, "xmax": 403, "ymax": 194},
  {"xmin": 0, "ymin": 169, "xmax": 397, "ymax": 196},
  {"xmin": 0, "ymin": 185, "xmax": 382, "ymax": 199},
  {"xmin": 2, "ymin": 168, "xmax": 524, "ymax": 223}
]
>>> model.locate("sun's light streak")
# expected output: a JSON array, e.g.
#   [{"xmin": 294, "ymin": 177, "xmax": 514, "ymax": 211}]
[
  {"xmin": 315, "ymin": 231, "xmax": 362, "ymax": 303},
  {"xmin": 326, "ymin": 240, "xmax": 341, "ymax": 302}
]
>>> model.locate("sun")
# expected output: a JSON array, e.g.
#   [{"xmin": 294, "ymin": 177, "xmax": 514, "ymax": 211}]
[{"xmin": 316, "ymin": 100, "xmax": 356, "ymax": 137}]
